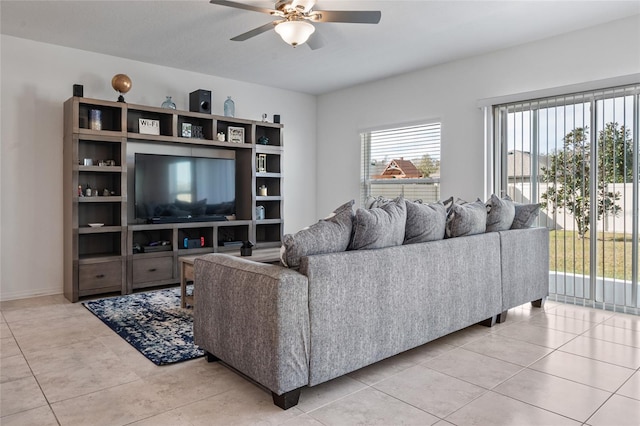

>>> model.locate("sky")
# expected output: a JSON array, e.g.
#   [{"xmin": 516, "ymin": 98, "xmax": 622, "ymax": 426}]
[{"xmin": 506, "ymin": 94, "xmax": 635, "ymax": 154}]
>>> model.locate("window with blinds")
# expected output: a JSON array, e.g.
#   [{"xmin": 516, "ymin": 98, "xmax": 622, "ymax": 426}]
[{"xmin": 360, "ymin": 122, "xmax": 441, "ymax": 205}]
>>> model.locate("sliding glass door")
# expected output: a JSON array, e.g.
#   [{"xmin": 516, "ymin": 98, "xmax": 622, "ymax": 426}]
[{"xmin": 493, "ymin": 84, "xmax": 639, "ymax": 313}]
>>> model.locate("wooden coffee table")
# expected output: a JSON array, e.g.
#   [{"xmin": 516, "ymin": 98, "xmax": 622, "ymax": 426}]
[{"xmin": 179, "ymin": 247, "xmax": 282, "ymax": 308}]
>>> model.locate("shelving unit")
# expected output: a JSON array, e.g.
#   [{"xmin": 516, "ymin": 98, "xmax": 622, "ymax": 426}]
[
  {"xmin": 254, "ymin": 131, "xmax": 283, "ymax": 248},
  {"xmin": 63, "ymin": 96, "xmax": 284, "ymax": 302}
]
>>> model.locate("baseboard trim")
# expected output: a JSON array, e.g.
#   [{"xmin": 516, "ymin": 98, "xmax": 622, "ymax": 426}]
[{"xmin": 0, "ymin": 288, "xmax": 62, "ymax": 302}]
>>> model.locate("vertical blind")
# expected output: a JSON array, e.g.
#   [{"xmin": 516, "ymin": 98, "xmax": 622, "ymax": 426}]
[
  {"xmin": 360, "ymin": 122, "xmax": 441, "ymax": 205},
  {"xmin": 493, "ymin": 83, "xmax": 640, "ymax": 313}
]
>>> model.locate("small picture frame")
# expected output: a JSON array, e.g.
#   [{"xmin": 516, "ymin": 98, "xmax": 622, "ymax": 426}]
[
  {"xmin": 257, "ymin": 154, "xmax": 267, "ymax": 172},
  {"xmin": 181, "ymin": 123, "xmax": 192, "ymax": 138},
  {"xmin": 192, "ymin": 125, "xmax": 203, "ymax": 139},
  {"xmin": 228, "ymin": 126, "xmax": 245, "ymax": 144}
]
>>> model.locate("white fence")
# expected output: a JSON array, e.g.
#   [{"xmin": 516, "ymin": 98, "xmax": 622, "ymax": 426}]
[
  {"xmin": 369, "ymin": 180, "xmax": 441, "ymax": 203},
  {"xmin": 508, "ymin": 183, "xmax": 636, "ymax": 234}
]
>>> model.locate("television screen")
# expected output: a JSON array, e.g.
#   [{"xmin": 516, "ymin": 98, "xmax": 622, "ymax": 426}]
[{"xmin": 134, "ymin": 153, "xmax": 235, "ymax": 222}]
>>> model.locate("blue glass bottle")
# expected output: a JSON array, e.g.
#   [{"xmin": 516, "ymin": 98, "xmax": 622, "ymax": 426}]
[{"xmin": 224, "ymin": 96, "xmax": 235, "ymax": 117}]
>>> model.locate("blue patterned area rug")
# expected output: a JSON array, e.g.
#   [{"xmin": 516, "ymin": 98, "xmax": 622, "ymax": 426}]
[{"xmin": 83, "ymin": 287, "xmax": 204, "ymax": 365}]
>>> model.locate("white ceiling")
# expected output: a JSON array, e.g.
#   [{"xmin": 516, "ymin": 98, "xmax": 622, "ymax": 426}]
[{"xmin": 2, "ymin": 1, "xmax": 639, "ymax": 95}]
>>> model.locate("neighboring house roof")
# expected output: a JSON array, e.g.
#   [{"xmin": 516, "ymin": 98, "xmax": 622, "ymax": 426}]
[{"xmin": 373, "ymin": 158, "xmax": 423, "ymax": 179}]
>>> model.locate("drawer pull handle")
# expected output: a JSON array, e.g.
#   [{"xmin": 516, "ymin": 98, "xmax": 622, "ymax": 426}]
[
  {"xmin": 96, "ymin": 274, "xmax": 105, "ymax": 279},
  {"xmin": 148, "ymin": 268, "xmax": 157, "ymax": 272}
]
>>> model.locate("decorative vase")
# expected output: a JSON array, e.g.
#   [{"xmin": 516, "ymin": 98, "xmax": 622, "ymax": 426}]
[
  {"xmin": 224, "ymin": 96, "xmax": 235, "ymax": 117},
  {"xmin": 161, "ymin": 96, "xmax": 176, "ymax": 109}
]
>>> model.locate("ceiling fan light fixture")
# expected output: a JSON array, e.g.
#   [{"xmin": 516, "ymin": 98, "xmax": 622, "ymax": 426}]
[{"xmin": 274, "ymin": 20, "xmax": 315, "ymax": 47}]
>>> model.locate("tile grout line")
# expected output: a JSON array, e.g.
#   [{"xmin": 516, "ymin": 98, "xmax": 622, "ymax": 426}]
[{"xmin": 1, "ymin": 319, "xmax": 63, "ymax": 425}]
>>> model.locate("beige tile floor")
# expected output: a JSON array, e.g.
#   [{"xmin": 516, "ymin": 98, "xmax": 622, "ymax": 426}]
[{"xmin": 1, "ymin": 295, "xmax": 639, "ymax": 425}]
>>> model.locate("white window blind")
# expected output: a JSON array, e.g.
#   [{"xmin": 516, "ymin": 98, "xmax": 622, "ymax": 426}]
[{"xmin": 360, "ymin": 122, "xmax": 441, "ymax": 205}]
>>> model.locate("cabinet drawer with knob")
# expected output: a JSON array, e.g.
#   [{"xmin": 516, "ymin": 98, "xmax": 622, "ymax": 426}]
[
  {"xmin": 132, "ymin": 256, "xmax": 174, "ymax": 284},
  {"xmin": 78, "ymin": 261, "xmax": 123, "ymax": 295}
]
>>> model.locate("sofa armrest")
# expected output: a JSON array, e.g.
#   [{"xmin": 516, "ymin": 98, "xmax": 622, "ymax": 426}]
[
  {"xmin": 499, "ymin": 227, "xmax": 550, "ymax": 310},
  {"xmin": 193, "ymin": 254, "xmax": 310, "ymax": 395}
]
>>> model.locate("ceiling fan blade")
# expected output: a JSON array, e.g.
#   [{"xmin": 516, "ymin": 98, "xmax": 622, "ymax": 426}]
[
  {"xmin": 209, "ymin": 0, "xmax": 276, "ymax": 15},
  {"xmin": 231, "ymin": 21, "xmax": 278, "ymax": 41},
  {"xmin": 311, "ymin": 10, "xmax": 381, "ymax": 24}
]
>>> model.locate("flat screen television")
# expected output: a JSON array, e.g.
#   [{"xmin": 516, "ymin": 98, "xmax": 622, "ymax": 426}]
[{"xmin": 134, "ymin": 153, "xmax": 235, "ymax": 223}]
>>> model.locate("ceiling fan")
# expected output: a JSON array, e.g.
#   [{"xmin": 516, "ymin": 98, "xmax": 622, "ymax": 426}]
[{"xmin": 209, "ymin": 0, "xmax": 381, "ymax": 48}]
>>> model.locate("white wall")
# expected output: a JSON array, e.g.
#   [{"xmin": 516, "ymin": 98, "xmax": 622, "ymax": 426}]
[
  {"xmin": 0, "ymin": 35, "xmax": 317, "ymax": 301},
  {"xmin": 316, "ymin": 15, "xmax": 640, "ymax": 216}
]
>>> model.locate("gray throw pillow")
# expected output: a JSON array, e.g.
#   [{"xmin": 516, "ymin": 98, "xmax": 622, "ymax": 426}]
[
  {"xmin": 280, "ymin": 200, "xmax": 354, "ymax": 268},
  {"xmin": 364, "ymin": 195, "xmax": 392, "ymax": 209},
  {"xmin": 446, "ymin": 199, "xmax": 487, "ymax": 238},
  {"xmin": 442, "ymin": 196, "xmax": 454, "ymax": 211},
  {"xmin": 350, "ymin": 197, "xmax": 407, "ymax": 250},
  {"xmin": 404, "ymin": 200, "xmax": 446, "ymax": 244},
  {"xmin": 511, "ymin": 203, "xmax": 541, "ymax": 229},
  {"xmin": 485, "ymin": 194, "xmax": 516, "ymax": 232}
]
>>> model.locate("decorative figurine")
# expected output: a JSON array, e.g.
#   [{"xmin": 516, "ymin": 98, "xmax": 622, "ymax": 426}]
[
  {"xmin": 111, "ymin": 74, "xmax": 132, "ymax": 102},
  {"xmin": 240, "ymin": 241, "xmax": 254, "ymax": 256}
]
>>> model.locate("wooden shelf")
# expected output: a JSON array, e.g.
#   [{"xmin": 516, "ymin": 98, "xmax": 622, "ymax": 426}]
[
  {"xmin": 78, "ymin": 226, "xmax": 122, "ymax": 234},
  {"xmin": 77, "ymin": 129, "xmax": 124, "ymax": 137},
  {"xmin": 256, "ymin": 219, "xmax": 283, "ymax": 225},
  {"xmin": 78, "ymin": 196, "xmax": 123, "ymax": 203},
  {"xmin": 126, "ymin": 133, "xmax": 178, "ymax": 143},
  {"xmin": 78, "ymin": 165, "xmax": 123, "ymax": 173},
  {"xmin": 256, "ymin": 145, "xmax": 283, "ymax": 154},
  {"xmin": 78, "ymin": 253, "xmax": 123, "ymax": 263},
  {"xmin": 256, "ymin": 172, "xmax": 281, "ymax": 178}
]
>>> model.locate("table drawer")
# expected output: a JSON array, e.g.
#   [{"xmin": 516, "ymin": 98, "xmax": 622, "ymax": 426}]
[
  {"xmin": 79, "ymin": 261, "xmax": 122, "ymax": 292},
  {"xmin": 133, "ymin": 256, "xmax": 174, "ymax": 284}
]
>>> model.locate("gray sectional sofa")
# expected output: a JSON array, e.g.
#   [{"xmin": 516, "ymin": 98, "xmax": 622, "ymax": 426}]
[{"xmin": 193, "ymin": 225, "xmax": 549, "ymax": 409}]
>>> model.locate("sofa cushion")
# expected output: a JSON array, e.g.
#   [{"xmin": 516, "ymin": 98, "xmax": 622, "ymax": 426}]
[
  {"xmin": 485, "ymin": 194, "xmax": 515, "ymax": 232},
  {"xmin": 350, "ymin": 197, "xmax": 407, "ymax": 250},
  {"xmin": 446, "ymin": 199, "xmax": 487, "ymax": 237},
  {"xmin": 281, "ymin": 200, "xmax": 354, "ymax": 268},
  {"xmin": 364, "ymin": 195, "xmax": 391, "ymax": 209},
  {"xmin": 404, "ymin": 200, "xmax": 447, "ymax": 244},
  {"xmin": 511, "ymin": 203, "xmax": 541, "ymax": 229}
]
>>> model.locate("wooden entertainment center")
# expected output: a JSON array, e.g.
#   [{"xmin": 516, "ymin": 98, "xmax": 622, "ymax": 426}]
[{"xmin": 63, "ymin": 97, "xmax": 283, "ymax": 302}]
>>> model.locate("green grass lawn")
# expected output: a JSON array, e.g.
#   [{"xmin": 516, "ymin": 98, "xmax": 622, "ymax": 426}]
[{"xmin": 549, "ymin": 230, "xmax": 637, "ymax": 281}]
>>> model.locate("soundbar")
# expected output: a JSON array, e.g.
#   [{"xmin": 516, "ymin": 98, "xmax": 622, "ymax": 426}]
[{"xmin": 148, "ymin": 215, "xmax": 227, "ymax": 224}]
